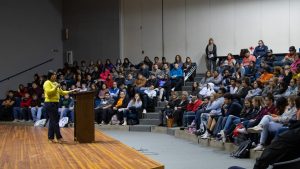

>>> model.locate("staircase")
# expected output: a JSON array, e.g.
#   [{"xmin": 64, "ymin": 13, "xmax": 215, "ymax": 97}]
[{"xmin": 139, "ymin": 73, "xmax": 204, "ymax": 126}]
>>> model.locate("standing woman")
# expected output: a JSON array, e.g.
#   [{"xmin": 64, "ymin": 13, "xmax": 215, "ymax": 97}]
[
  {"xmin": 206, "ymin": 38, "xmax": 217, "ymax": 72},
  {"xmin": 43, "ymin": 70, "xmax": 76, "ymax": 143}
]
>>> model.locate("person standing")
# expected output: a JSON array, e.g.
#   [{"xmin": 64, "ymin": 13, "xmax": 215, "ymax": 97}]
[
  {"xmin": 43, "ymin": 70, "xmax": 77, "ymax": 143},
  {"xmin": 206, "ymin": 38, "xmax": 217, "ymax": 72}
]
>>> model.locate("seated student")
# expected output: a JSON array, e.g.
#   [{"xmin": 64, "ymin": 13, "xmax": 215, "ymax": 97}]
[
  {"xmin": 212, "ymin": 70, "xmax": 223, "ymax": 86},
  {"xmin": 170, "ymin": 63, "xmax": 184, "ymax": 91},
  {"xmin": 262, "ymin": 77, "xmax": 279, "ymax": 96},
  {"xmin": 99, "ymin": 67, "xmax": 111, "ymax": 81},
  {"xmin": 30, "ymin": 94, "xmax": 43, "ymax": 122},
  {"xmin": 281, "ymin": 65, "xmax": 292, "ymax": 82},
  {"xmin": 158, "ymin": 74, "xmax": 172, "ymax": 101},
  {"xmin": 58, "ymin": 94, "xmax": 74, "ymax": 122},
  {"xmin": 199, "ymin": 70, "xmax": 214, "ymax": 89},
  {"xmin": 153, "ymin": 57, "xmax": 163, "ymax": 69},
  {"xmin": 245, "ymin": 80, "xmax": 263, "ymax": 98},
  {"xmin": 236, "ymin": 77, "xmax": 252, "ymax": 99},
  {"xmin": 174, "ymin": 55, "xmax": 184, "ymax": 69},
  {"xmin": 142, "ymin": 84, "xmax": 157, "ymax": 113},
  {"xmin": 111, "ymin": 91, "xmax": 129, "ymax": 124},
  {"xmin": 228, "ymin": 78, "xmax": 238, "ymax": 94},
  {"xmin": 221, "ymin": 69, "xmax": 232, "ymax": 87},
  {"xmin": 98, "ymin": 83, "xmax": 109, "ymax": 99},
  {"xmin": 190, "ymin": 82, "xmax": 200, "ymax": 97},
  {"xmin": 273, "ymin": 82, "xmax": 288, "ymax": 97},
  {"xmin": 125, "ymin": 73, "xmax": 135, "ymax": 86},
  {"xmin": 160, "ymin": 92, "xmax": 180, "ymax": 126},
  {"xmin": 115, "ymin": 72, "xmax": 125, "ymax": 86},
  {"xmin": 216, "ymin": 93, "xmax": 243, "ymax": 142},
  {"xmin": 0, "ymin": 90, "xmax": 15, "ymax": 121},
  {"xmin": 95, "ymin": 92, "xmax": 114, "ymax": 124},
  {"xmin": 191, "ymin": 96, "xmax": 209, "ymax": 132},
  {"xmin": 262, "ymin": 49, "xmax": 275, "ymax": 67},
  {"xmin": 139, "ymin": 63, "xmax": 150, "ymax": 78},
  {"xmin": 282, "ymin": 78, "xmax": 298, "ymax": 97},
  {"xmin": 221, "ymin": 98, "xmax": 257, "ymax": 138},
  {"xmin": 182, "ymin": 95, "xmax": 202, "ymax": 127},
  {"xmin": 173, "ymin": 91, "xmax": 189, "ymax": 127},
  {"xmin": 273, "ymin": 46, "xmax": 298, "ymax": 66},
  {"xmin": 195, "ymin": 88, "xmax": 226, "ymax": 130},
  {"xmin": 104, "ymin": 74, "xmax": 114, "ymax": 88},
  {"xmin": 122, "ymin": 93, "xmax": 143, "ymax": 126},
  {"xmin": 157, "ymin": 63, "xmax": 170, "ymax": 80},
  {"xmin": 258, "ymin": 67, "xmax": 273, "ymax": 84},
  {"xmin": 20, "ymin": 92, "xmax": 32, "ymax": 122},
  {"xmin": 122, "ymin": 58, "xmax": 133, "ymax": 70},
  {"xmin": 124, "ymin": 73, "xmax": 136, "ymax": 98},
  {"xmin": 248, "ymin": 96, "xmax": 297, "ymax": 151},
  {"xmin": 244, "ymin": 61, "xmax": 257, "ymax": 80},
  {"xmin": 183, "ymin": 57, "xmax": 196, "ymax": 81},
  {"xmin": 237, "ymin": 94, "xmax": 277, "ymax": 134},
  {"xmin": 29, "ymin": 82, "xmax": 43, "ymax": 99},
  {"xmin": 151, "ymin": 64, "xmax": 162, "ymax": 77},
  {"xmin": 145, "ymin": 73, "xmax": 158, "ymax": 88},
  {"xmin": 17, "ymin": 84, "xmax": 28, "ymax": 98},
  {"xmin": 133, "ymin": 73, "xmax": 147, "ymax": 93},
  {"xmin": 241, "ymin": 49, "xmax": 256, "ymax": 67},
  {"xmin": 109, "ymin": 82, "xmax": 120, "ymax": 100},
  {"xmin": 199, "ymin": 83, "xmax": 215, "ymax": 98}
]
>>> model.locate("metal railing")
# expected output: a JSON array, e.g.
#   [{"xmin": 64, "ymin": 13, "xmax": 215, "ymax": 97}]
[
  {"xmin": 0, "ymin": 58, "xmax": 54, "ymax": 83},
  {"xmin": 184, "ymin": 64, "xmax": 197, "ymax": 82}
]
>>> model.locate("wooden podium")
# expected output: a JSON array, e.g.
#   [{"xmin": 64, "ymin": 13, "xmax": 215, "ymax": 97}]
[{"xmin": 74, "ymin": 91, "xmax": 95, "ymax": 143}]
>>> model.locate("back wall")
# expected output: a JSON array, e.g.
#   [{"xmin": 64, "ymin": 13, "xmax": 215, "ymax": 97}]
[
  {"xmin": 121, "ymin": 0, "xmax": 300, "ymax": 73},
  {"xmin": 0, "ymin": 0, "xmax": 63, "ymax": 96}
]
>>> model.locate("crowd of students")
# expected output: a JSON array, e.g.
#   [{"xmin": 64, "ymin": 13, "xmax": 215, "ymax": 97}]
[
  {"xmin": 0, "ymin": 55, "xmax": 196, "ymax": 126},
  {"xmin": 1, "ymin": 40, "xmax": 300, "ymax": 153}
]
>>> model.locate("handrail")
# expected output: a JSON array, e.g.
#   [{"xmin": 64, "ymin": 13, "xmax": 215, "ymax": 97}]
[
  {"xmin": 184, "ymin": 64, "xmax": 197, "ymax": 82},
  {"xmin": 0, "ymin": 58, "xmax": 54, "ymax": 83}
]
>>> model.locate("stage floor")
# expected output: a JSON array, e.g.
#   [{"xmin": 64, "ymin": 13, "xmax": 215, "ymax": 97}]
[{"xmin": 0, "ymin": 125, "xmax": 164, "ymax": 169}]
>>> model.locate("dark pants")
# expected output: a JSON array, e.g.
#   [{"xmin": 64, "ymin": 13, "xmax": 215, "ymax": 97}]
[
  {"xmin": 45, "ymin": 102, "xmax": 62, "ymax": 140},
  {"xmin": 95, "ymin": 108, "xmax": 113, "ymax": 124},
  {"xmin": 21, "ymin": 107, "xmax": 32, "ymax": 121},
  {"xmin": 171, "ymin": 77, "xmax": 183, "ymax": 91},
  {"xmin": 254, "ymin": 123, "xmax": 300, "ymax": 169},
  {"xmin": 0, "ymin": 106, "xmax": 13, "ymax": 121},
  {"xmin": 174, "ymin": 109, "xmax": 184, "ymax": 127}
]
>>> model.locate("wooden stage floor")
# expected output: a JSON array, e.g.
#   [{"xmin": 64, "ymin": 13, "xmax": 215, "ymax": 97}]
[{"xmin": 0, "ymin": 125, "xmax": 164, "ymax": 169}]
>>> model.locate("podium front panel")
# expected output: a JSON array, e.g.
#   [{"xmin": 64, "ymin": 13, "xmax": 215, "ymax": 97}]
[{"xmin": 74, "ymin": 91, "xmax": 95, "ymax": 143}]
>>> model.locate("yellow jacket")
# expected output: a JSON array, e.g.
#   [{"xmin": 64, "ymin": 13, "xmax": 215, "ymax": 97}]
[{"xmin": 43, "ymin": 80, "xmax": 70, "ymax": 102}]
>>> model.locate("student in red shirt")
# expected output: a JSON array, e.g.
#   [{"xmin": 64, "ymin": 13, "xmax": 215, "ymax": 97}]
[
  {"xmin": 182, "ymin": 95, "xmax": 203, "ymax": 127},
  {"xmin": 20, "ymin": 92, "xmax": 32, "ymax": 122}
]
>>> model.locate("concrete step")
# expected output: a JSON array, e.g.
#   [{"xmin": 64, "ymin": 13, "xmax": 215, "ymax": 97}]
[
  {"xmin": 157, "ymin": 101, "xmax": 167, "ymax": 107},
  {"xmin": 194, "ymin": 77, "xmax": 203, "ymax": 82},
  {"xmin": 182, "ymin": 86, "xmax": 192, "ymax": 91},
  {"xmin": 144, "ymin": 113, "xmax": 160, "ymax": 119},
  {"xmin": 129, "ymin": 125, "xmax": 152, "ymax": 132},
  {"xmin": 184, "ymin": 82, "xmax": 194, "ymax": 86},
  {"xmin": 96, "ymin": 124, "xmax": 129, "ymax": 131},
  {"xmin": 139, "ymin": 119, "xmax": 161, "ymax": 125},
  {"xmin": 155, "ymin": 107, "xmax": 164, "ymax": 112}
]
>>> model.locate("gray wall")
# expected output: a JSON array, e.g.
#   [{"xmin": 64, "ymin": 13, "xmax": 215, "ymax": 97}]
[
  {"xmin": 63, "ymin": 0, "xmax": 120, "ymax": 63},
  {"xmin": 0, "ymin": 0, "xmax": 63, "ymax": 96}
]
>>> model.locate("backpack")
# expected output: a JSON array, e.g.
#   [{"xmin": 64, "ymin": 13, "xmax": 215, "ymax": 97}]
[
  {"xmin": 230, "ymin": 139, "xmax": 252, "ymax": 158},
  {"xmin": 59, "ymin": 117, "xmax": 69, "ymax": 127},
  {"xmin": 34, "ymin": 119, "xmax": 47, "ymax": 127}
]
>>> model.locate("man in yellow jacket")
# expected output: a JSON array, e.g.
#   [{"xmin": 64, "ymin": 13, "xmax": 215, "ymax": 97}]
[{"xmin": 44, "ymin": 70, "xmax": 77, "ymax": 143}]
